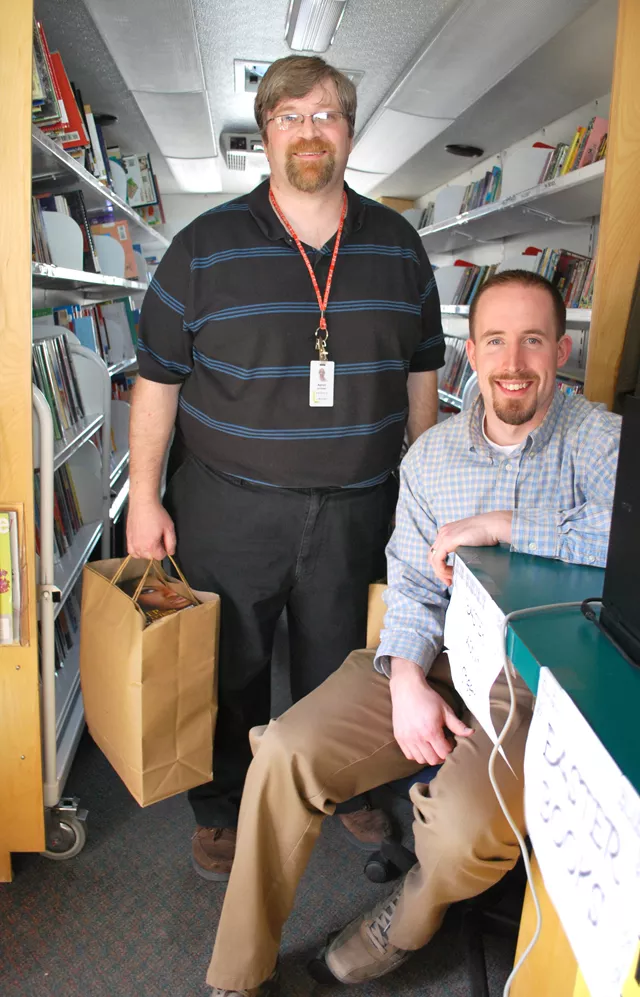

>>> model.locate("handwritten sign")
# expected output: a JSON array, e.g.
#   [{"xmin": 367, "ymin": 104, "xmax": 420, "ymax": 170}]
[
  {"xmin": 524, "ymin": 668, "xmax": 640, "ymax": 997},
  {"xmin": 443, "ymin": 555, "xmax": 507, "ymax": 748}
]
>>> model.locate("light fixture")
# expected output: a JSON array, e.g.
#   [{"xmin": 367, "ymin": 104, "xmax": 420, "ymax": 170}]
[
  {"xmin": 445, "ymin": 144, "xmax": 484, "ymax": 158},
  {"xmin": 165, "ymin": 158, "xmax": 223, "ymax": 194},
  {"xmin": 285, "ymin": 0, "xmax": 349, "ymax": 53}
]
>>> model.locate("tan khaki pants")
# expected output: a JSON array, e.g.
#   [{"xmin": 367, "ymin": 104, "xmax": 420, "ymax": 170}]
[{"xmin": 207, "ymin": 649, "xmax": 534, "ymax": 991}]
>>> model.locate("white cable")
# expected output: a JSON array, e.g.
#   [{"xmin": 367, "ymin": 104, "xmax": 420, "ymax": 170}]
[{"xmin": 486, "ymin": 601, "xmax": 585, "ymax": 997}]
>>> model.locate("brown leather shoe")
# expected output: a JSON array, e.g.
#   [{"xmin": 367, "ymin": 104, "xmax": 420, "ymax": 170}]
[
  {"xmin": 192, "ymin": 826, "xmax": 236, "ymax": 881},
  {"xmin": 339, "ymin": 807, "xmax": 392, "ymax": 851}
]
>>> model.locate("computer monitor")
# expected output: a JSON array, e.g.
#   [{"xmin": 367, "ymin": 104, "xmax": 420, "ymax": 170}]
[{"xmin": 600, "ymin": 394, "xmax": 640, "ymax": 665}]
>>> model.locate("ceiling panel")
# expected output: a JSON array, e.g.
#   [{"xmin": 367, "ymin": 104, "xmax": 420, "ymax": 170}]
[
  {"xmin": 191, "ymin": 0, "xmax": 458, "ymax": 137},
  {"xmin": 375, "ymin": 0, "xmax": 617, "ymax": 198}
]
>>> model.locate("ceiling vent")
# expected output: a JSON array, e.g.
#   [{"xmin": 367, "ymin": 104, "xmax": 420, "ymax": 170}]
[{"xmin": 221, "ymin": 132, "xmax": 269, "ymax": 172}]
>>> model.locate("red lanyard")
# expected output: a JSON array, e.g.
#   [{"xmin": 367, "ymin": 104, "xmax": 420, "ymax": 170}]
[{"xmin": 269, "ymin": 187, "xmax": 347, "ymax": 360}]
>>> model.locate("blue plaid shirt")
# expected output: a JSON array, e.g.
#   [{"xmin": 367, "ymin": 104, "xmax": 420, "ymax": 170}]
[{"xmin": 375, "ymin": 389, "xmax": 622, "ymax": 677}]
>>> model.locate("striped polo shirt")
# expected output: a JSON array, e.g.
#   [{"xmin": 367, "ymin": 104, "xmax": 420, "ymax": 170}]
[{"xmin": 137, "ymin": 179, "xmax": 444, "ymax": 488}]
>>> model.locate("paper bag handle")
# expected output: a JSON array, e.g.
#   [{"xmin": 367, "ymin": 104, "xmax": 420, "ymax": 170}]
[{"xmin": 110, "ymin": 554, "xmax": 200, "ymax": 606}]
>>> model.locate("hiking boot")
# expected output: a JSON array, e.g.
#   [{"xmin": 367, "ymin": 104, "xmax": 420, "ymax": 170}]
[
  {"xmin": 209, "ymin": 965, "xmax": 278, "ymax": 996},
  {"xmin": 192, "ymin": 826, "xmax": 236, "ymax": 881},
  {"xmin": 323, "ymin": 883, "xmax": 411, "ymax": 983},
  {"xmin": 339, "ymin": 806, "xmax": 392, "ymax": 851}
]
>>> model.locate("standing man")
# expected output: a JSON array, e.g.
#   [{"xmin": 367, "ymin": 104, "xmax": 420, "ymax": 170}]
[{"xmin": 127, "ymin": 55, "xmax": 444, "ymax": 881}]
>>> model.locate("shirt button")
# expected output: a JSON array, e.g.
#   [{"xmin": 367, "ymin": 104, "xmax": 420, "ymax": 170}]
[
  {"xmin": 505, "ymin": 462, "xmax": 512, "ymax": 471},
  {"xmin": 528, "ymin": 542, "xmax": 537, "ymax": 551},
  {"xmin": 588, "ymin": 555, "xmax": 596, "ymax": 563}
]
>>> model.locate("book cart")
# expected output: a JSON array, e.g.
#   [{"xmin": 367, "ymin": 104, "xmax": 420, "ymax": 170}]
[{"xmin": 0, "ymin": 1, "xmax": 169, "ymax": 877}]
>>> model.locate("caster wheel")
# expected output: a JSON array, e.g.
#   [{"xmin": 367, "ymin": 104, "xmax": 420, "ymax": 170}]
[
  {"xmin": 364, "ymin": 853, "xmax": 399, "ymax": 883},
  {"xmin": 307, "ymin": 931, "xmax": 340, "ymax": 984},
  {"xmin": 41, "ymin": 815, "xmax": 87, "ymax": 861}
]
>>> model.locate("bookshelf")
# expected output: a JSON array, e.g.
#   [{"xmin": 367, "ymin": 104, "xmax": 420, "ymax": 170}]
[
  {"xmin": 32, "ymin": 261, "xmax": 148, "ymax": 295},
  {"xmin": 31, "ymin": 126, "xmax": 169, "ymax": 255},
  {"xmin": 0, "ymin": 0, "xmax": 167, "ymax": 879},
  {"xmin": 440, "ymin": 304, "xmax": 592, "ymax": 324},
  {"xmin": 419, "ymin": 160, "xmax": 604, "ymax": 255}
]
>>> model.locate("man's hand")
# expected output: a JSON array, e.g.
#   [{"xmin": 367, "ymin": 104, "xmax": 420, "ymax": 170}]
[
  {"xmin": 428, "ymin": 511, "xmax": 513, "ymax": 585},
  {"xmin": 389, "ymin": 657, "xmax": 474, "ymax": 765},
  {"xmin": 127, "ymin": 497, "xmax": 176, "ymax": 560}
]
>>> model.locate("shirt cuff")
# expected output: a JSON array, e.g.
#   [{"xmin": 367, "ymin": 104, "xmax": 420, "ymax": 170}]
[
  {"xmin": 511, "ymin": 507, "xmax": 561, "ymax": 559},
  {"xmin": 374, "ymin": 632, "xmax": 438, "ymax": 678}
]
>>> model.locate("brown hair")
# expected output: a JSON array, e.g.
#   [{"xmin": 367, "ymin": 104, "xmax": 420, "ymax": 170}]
[
  {"xmin": 255, "ymin": 56, "xmax": 357, "ymax": 137},
  {"xmin": 468, "ymin": 269, "xmax": 566, "ymax": 341}
]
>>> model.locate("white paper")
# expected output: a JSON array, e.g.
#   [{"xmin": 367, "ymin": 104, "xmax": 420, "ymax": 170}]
[
  {"xmin": 443, "ymin": 554, "xmax": 507, "ymax": 748},
  {"xmin": 524, "ymin": 667, "xmax": 640, "ymax": 997}
]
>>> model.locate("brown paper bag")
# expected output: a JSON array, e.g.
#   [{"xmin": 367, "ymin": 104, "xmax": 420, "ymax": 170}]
[
  {"xmin": 79, "ymin": 555, "xmax": 220, "ymax": 806},
  {"xmin": 366, "ymin": 582, "xmax": 388, "ymax": 648}
]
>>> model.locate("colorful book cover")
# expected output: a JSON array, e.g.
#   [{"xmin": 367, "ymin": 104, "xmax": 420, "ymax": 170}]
[
  {"xmin": 576, "ymin": 116, "xmax": 608, "ymax": 170},
  {"xmin": 41, "ymin": 52, "xmax": 90, "ymax": 150},
  {"xmin": 0, "ymin": 512, "xmax": 14, "ymax": 644},
  {"xmin": 9, "ymin": 512, "xmax": 21, "ymax": 642}
]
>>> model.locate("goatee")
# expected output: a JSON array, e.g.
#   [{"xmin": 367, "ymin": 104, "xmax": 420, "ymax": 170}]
[
  {"xmin": 489, "ymin": 371, "xmax": 539, "ymax": 426},
  {"xmin": 285, "ymin": 138, "xmax": 336, "ymax": 193}
]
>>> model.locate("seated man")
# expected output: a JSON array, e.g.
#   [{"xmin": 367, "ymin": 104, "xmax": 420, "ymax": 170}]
[{"xmin": 206, "ymin": 270, "xmax": 622, "ymax": 996}]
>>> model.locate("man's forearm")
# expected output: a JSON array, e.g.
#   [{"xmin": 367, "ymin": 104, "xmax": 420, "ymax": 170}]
[
  {"xmin": 129, "ymin": 377, "xmax": 181, "ymax": 504},
  {"xmin": 406, "ymin": 370, "xmax": 438, "ymax": 446}
]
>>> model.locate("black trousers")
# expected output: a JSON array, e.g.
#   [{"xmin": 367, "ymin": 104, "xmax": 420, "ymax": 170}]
[{"xmin": 164, "ymin": 454, "xmax": 397, "ymax": 828}]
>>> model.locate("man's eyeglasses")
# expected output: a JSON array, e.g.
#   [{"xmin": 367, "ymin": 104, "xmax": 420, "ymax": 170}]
[{"xmin": 265, "ymin": 111, "xmax": 348, "ymax": 131}]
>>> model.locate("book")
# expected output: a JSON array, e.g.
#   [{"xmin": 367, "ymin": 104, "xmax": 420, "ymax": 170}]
[
  {"xmin": 575, "ymin": 116, "xmax": 608, "ymax": 170},
  {"xmin": 32, "ymin": 19, "xmax": 61, "ymax": 125},
  {"xmin": 9, "ymin": 511, "xmax": 21, "ymax": 642},
  {"xmin": 41, "ymin": 51, "xmax": 90, "ymax": 150},
  {"xmin": 122, "ymin": 154, "xmax": 159, "ymax": 207},
  {"xmin": 561, "ymin": 127, "xmax": 586, "ymax": 174},
  {"xmin": 0, "ymin": 512, "xmax": 14, "ymax": 644},
  {"xmin": 83, "ymin": 104, "xmax": 108, "ymax": 183},
  {"xmin": 65, "ymin": 190, "xmax": 101, "ymax": 273}
]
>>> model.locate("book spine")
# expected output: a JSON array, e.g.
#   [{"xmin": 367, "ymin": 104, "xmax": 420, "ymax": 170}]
[
  {"xmin": 0, "ymin": 512, "xmax": 14, "ymax": 643},
  {"xmin": 8, "ymin": 511, "xmax": 21, "ymax": 642}
]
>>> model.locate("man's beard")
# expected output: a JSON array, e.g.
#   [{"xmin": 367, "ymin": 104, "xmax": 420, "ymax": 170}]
[
  {"xmin": 285, "ymin": 138, "xmax": 336, "ymax": 193},
  {"xmin": 488, "ymin": 370, "xmax": 540, "ymax": 426}
]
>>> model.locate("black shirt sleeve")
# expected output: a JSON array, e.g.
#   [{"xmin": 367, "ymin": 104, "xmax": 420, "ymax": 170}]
[
  {"xmin": 137, "ymin": 234, "xmax": 194, "ymax": 385},
  {"xmin": 409, "ymin": 240, "xmax": 445, "ymax": 374}
]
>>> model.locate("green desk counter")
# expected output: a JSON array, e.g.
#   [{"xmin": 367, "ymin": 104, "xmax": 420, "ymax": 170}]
[
  {"xmin": 459, "ymin": 544, "xmax": 640, "ymax": 794},
  {"xmin": 459, "ymin": 545, "xmax": 640, "ymax": 996}
]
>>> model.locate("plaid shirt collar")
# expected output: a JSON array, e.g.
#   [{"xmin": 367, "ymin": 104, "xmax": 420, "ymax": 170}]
[{"xmin": 468, "ymin": 388, "xmax": 566, "ymax": 459}]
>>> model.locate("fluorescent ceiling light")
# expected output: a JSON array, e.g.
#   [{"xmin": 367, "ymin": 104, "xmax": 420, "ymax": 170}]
[
  {"xmin": 285, "ymin": 0, "xmax": 349, "ymax": 53},
  {"xmin": 348, "ymin": 108, "xmax": 454, "ymax": 176},
  {"xmin": 344, "ymin": 168, "xmax": 387, "ymax": 196},
  {"xmin": 166, "ymin": 158, "xmax": 223, "ymax": 193}
]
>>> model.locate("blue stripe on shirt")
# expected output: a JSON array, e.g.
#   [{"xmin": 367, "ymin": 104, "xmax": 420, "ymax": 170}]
[
  {"xmin": 204, "ymin": 201, "xmax": 250, "ymax": 215},
  {"xmin": 414, "ymin": 333, "xmax": 445, "ymax": 352},
  {"xmin": 179, "ymin": 396, "xmax": 407, "ymax": 440},
  {"xmin": 184, "ymin": 299, "xmax": 422, "ymax": 332},
  {"xmin": 421, "ymin": 276, "xmax": 436, "ymax": 303},
  {"xmin": 190, "ymin": 243, "xmax": 420, "ymax": 270},
  {"xmin": 137, "ymin": 339, "xmax": 192, "ymax": 375},
  {"xmin": 192, "ymin": 350, "xmax": 409, "ymax": 379},
  {"xmin": 191, "ymin": 246, "xmax": 297, "ymax": 270},
  {"xmin": 149, "ymin": 278, "xmax": 184, "ymax": 316}
]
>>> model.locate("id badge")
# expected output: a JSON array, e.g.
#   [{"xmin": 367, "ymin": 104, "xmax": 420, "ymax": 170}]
[{"xmin": 309, "ymin": 360, "xmax": 335, "ymax": 407}]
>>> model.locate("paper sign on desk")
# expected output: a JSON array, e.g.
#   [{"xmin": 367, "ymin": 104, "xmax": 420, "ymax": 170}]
[
  {"xmin": 443, "ymin": 554, "xmax": 508, "ymax": 753},
  {"xmin": 524, "ymin": 667, "xmax": 640, "ymax": 997}
]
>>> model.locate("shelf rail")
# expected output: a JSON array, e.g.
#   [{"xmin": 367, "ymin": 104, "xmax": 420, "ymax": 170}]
[{"xmin": 32, "ymin": 347, "xmax": 111, "ymax": 808}]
